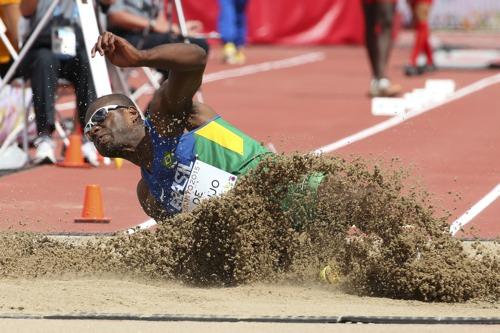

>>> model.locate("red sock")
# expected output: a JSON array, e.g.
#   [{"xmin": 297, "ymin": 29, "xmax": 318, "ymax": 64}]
[
  {"xmin": 410, "ymin": 21, "xmax": 429, "ymax": 66},
  {"xmin": 422, "ymin": 31, "xmax": 434, "ymax": 65}
]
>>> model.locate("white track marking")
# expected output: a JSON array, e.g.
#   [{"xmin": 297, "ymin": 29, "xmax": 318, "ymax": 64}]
[
  {"xmin": 449, "ymin": 184, "xmax": 500, "ymax": 236},
  {"xmin": 313, "ymin": 73, "xmax": 500, "ymax": 236},
  {"xmin": 203, "ymin": 52, "xmax": 325, "ymax": 83},
  {"xmin": 266, "ymin": 142, "xmax": 277, "ymax": 153},
  {"xmin": 314, "ymin": 73, "xmax": 500, "ymax": 154},
  {"xmin": 126, "ymin": 218, "xmax": 157, "ymax": 235}
]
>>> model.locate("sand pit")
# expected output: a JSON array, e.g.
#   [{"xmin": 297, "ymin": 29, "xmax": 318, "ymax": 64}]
[
  {"xmin": 0, "ymin": 277, "xmax": 499, "ymax": 317},
  {"xmin": 0, "ymin": 277, "xmax": 499, "ymax": 332},
  {"xmin": 0, "ymin": 155, "xmax": 498, "ymax": 331}
]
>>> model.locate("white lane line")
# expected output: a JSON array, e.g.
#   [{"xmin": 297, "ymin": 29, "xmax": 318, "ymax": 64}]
[
  {"xmin": 314, "ymin": 73, "xmax": 500, "ymax": 154},
  {"xmin": 126, "ymin": 218, "xmax": 157, "ymax": 235},
  {"xmin": 266, "ymin": 142, "xmax": 278, "ymax": 153},
  {"xmin": 449, "ymin": 184, "xmax": 500, "ymax": 236},
  {"xmin": 203, "ymin": 52, "xmax": 326, "ymax": 83}
]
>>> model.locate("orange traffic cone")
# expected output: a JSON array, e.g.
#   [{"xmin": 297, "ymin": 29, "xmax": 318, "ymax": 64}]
[
  {"xmin": 57, "ymin": 133, "xmax": 90, "ymax": 168},
  {"xmin": 74, "ymin": 184, "xmax": 111, "ymax": 223}
]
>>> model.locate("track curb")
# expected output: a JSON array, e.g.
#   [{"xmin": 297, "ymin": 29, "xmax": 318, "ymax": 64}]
[{"xmin": 1, "ymin": 313, "xmax": 499, "ymax": 324}]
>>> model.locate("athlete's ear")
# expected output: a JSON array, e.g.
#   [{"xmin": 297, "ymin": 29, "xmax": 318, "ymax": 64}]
[{"xmin": 126, "ymin": 106, "xmax": 140, "ymax": 118}]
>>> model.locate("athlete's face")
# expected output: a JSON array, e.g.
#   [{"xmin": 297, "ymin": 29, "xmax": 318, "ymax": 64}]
[{"xmin": 87, "ymin": 106, "xmax": 144, "ymax": 157}]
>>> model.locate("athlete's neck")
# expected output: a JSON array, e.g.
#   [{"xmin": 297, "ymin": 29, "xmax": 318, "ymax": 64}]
[{"xmin": 122, "ymin": 132, "xmax": 153, "ymax": 171}]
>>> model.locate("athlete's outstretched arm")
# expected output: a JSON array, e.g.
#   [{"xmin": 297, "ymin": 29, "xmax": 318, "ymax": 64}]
[{"xmin": 91, "ymin": 32, "xmax": 207, "ymax": 136}]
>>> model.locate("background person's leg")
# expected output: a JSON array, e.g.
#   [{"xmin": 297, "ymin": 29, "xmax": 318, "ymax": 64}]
[
  {"xmin": 218, "ymin": 0, "xmax": 243, "ymax": 64},
  {"xmin": 367, "ymin": 1, "xmax": 400, "ymax": 97},
  {"xmin": 375, "ymin": 1, "xmax": 396, "ymax": 80},
  {"xmin": 363, "ymin": 2, "xmax": 378, "ymax": 78},
  {"xmin": 234, "ymin": 0, "xmax": 248, "ymax": 48},
  {"xmin": 18, "ymin": 48, "xmax": 60, "ymax": 163},
  {"xmin": 233, "ymin": 0, "xmax": 248, "ymax": 63},
  {"xmin": 28, "ymin": 49, "xmax": 60, "ymax": 137},
  {"xmin": 62, "ymin": 50, "xmax": 98, "ymax": 165},
  {"xmin": 406, "ymin": 1, "xmax": 434, "ymax": 75},
  {"xmin": 0, "ymin": 3, "xmax": 20, "ymax": 52},
  {"xmin": 416, "ymin": 2, "xmax": 434, "ymax": 69},
  {"xmin": 218, "ymin": 0, "xmax": 237, "ymax": 45},
  {"xmin": 63, "ymin": 50, "xmax": 97, "ymax": 131}
]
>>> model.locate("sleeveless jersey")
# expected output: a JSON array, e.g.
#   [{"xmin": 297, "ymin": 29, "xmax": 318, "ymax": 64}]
[{"xmin": 141, "ymin": 116, "xmax": 270, "ymax": 215}]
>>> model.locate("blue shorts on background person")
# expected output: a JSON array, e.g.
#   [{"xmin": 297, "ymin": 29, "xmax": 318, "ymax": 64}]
[{"xmin": 218, "ymin": 0, "xmax": 248, "ymax": 65}]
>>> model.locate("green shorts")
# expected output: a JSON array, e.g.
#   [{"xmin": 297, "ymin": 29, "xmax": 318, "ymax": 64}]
[{"xmin": 282, "ymin": 172, "xmax": 326, "ymax": 229}]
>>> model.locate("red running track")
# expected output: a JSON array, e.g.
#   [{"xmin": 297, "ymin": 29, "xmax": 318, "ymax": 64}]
[{"xmin": 1, "ymin": 38, "xmax": 498, "ymax": 238}]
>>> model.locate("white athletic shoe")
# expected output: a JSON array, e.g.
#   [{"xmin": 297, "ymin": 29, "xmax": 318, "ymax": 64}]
[
  {"xmin": 81, "ymin": 141, "xmax": 100, "ymax": 167},
  {"xmin": 370, "ymin": 78, "xmax": 402, "ymax": 97},
  {"xmin": 33, "ymin": 136, "xmax": 56, "ymax": 164}
]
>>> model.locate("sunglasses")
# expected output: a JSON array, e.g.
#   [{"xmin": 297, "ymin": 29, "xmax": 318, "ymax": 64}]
[{"xmin": 84, "ymin": 105, "xmax": 126, "ymax": 138}]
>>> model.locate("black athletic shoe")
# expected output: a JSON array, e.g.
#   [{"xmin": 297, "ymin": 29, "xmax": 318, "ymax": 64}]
[
  {"xmin": 424, "ymin": 64, "xmax": 438, "ymax": 73},
  {"xmin": 404, "ymin": 65, "xmax": 423, "ymax": 76}
]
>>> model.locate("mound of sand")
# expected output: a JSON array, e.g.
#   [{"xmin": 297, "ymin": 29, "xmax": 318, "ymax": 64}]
[{"xmin": 0, "ymin": 154, "xmax": 498, "ymax": 302}]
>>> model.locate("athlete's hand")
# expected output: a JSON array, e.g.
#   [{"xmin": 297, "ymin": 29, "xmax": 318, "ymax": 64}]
[{"xmin": 91, "ymin": 32, "xmax": 141, "ymax": 68}]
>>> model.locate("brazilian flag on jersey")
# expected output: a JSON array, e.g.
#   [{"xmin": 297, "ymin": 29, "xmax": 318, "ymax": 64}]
[
  {"xmin": 142, "ymin": 116, "xmax": 270, "ymax": 215},
  {"xmin": 189, "ymin": 116, "xmax": 270, "ymax": 175}
]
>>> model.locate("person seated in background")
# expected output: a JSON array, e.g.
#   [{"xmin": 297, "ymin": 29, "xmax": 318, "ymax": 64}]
[
  {"xmin": 404, "ymin": 0, "xmax": 435, "ymax": 76},
  {"xmin": 0, "ymin": 0, "xmax": 21, "ymax": 77},
  {"xmin": 106, "ymin": 0, "xmax": 208, "ymax": 80},
  {"xmin": 17, "ymin": 0, "xmax": 114, "ymax": 165}
]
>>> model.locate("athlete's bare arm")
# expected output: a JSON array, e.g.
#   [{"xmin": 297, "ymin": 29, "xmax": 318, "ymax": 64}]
[
  {"xmin": 92, "ymin": 31, "xmax": 208, "ymax": 137},
  {"xmin": 92, "ymin": 32, "xmax": 216, "ymax": 220}
]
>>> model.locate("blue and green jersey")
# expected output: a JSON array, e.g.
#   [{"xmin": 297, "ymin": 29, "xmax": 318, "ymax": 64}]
[{"xmin": 141, "ymin": 116, "xmax": 270, "ymax": 215}]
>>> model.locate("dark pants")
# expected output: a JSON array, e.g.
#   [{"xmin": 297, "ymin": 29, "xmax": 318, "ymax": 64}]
[
  {"xmin": 18, "ymin": 47, "xmax": 96, "ymax": 136},
  {"xmin": 0, "ymin": 60, "xmax": 12, "ymax": 78},
  {"xmin": 362, "ymin": 2, "xmax": 396, "ymax": 79},
  {"xmin": 218, "ymin": 0, "xmax": 248, "ymax": 47},
  {"xmin": 111, "ymin": 30, "xmax": 210, "ymax": 77}
]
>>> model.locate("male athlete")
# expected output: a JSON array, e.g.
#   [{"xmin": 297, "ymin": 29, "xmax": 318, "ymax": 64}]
[{"xmin": 85, "ymin": 32, "xmax": 269, "ymax": 220}]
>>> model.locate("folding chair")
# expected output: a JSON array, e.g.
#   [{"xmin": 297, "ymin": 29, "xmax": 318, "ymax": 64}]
[{"xmin": 0, "ymin": 1, "xmax": 60, "ymax": 168}]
